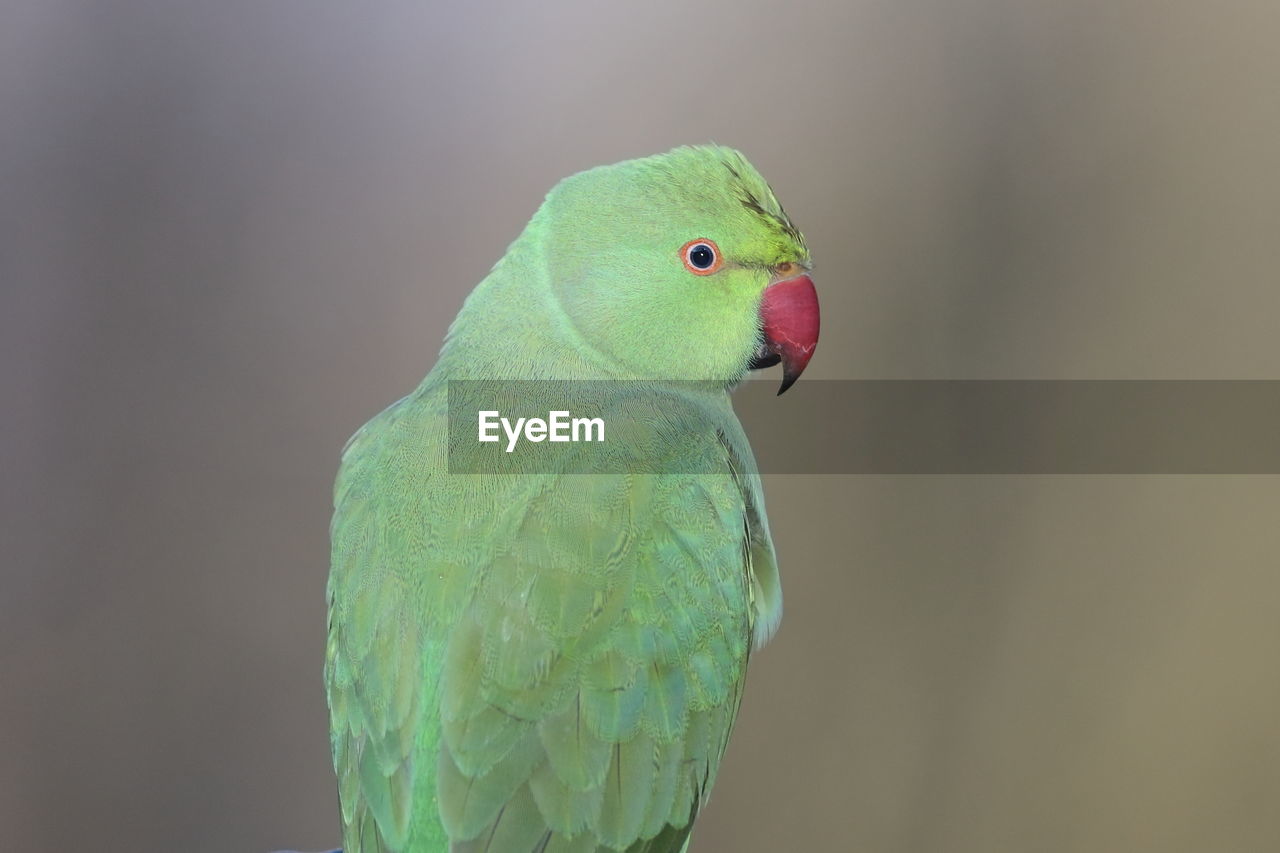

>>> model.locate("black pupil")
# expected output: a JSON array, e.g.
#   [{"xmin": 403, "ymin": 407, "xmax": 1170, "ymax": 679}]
[{"xmin": 689, "ymin": 244, "xmax": 714, "ymax": 269}]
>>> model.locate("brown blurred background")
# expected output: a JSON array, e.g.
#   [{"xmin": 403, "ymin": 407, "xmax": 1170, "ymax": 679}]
[{"xmin": 3, "ymin": 1, "xmax": 1279, "ymax": 851}]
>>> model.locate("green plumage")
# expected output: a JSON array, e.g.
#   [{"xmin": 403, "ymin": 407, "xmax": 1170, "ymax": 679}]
[{"xmin": 326, "ymin": 146, "xmax": 807, "ymax": 851}]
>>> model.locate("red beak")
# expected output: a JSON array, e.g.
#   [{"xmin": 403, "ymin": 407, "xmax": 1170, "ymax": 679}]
[{"xmin": 756, "ymin": 274, "xmax": 820, "ymax": 394}]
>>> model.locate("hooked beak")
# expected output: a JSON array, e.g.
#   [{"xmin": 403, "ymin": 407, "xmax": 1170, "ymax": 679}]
[{"xmin": 748, "ymin": 271, "xmax": 820, "ymax": 394}]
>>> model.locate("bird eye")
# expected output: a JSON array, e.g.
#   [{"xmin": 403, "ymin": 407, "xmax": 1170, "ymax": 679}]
[{"xmin": 680, "ymin": 239, "xmax": 722, "ymax": 275}]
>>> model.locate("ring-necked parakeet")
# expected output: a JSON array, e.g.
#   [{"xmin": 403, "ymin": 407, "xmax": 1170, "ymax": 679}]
[{"xmin": 325, "ymin": 145, "xmax": 819, "ymax": 852}]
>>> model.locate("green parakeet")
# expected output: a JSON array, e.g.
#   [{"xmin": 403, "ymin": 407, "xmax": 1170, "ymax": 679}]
[{"xmin": 325, "ymin": 145, "xmax": 819, "ymax": 852}]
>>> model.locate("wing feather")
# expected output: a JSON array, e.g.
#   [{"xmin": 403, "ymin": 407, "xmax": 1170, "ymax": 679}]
[{"xmin": 327, "ymin": 387, "xmax": 777, "ymax": 852}]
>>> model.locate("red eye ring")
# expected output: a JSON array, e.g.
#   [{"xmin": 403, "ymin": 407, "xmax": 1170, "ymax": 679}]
[{"xmin": 680, "ymin": 238, "xmax": 723, "ymax": 275}]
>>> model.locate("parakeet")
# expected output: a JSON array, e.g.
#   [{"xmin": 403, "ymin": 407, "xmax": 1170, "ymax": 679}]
[{"xmin": 325, "ymin": 145, "xmax": 819, "ymax": 852}]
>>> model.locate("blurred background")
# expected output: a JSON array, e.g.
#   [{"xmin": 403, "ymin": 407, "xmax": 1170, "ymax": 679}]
[{"xmin": 3, "ymin": 1, "xmax": 1279, "ymax": 851}]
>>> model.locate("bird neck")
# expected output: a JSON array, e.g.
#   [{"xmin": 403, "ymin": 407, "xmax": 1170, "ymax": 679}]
[{"xmin": 427, "ymin": 227, "xmax": 626, "ymax": 387}]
